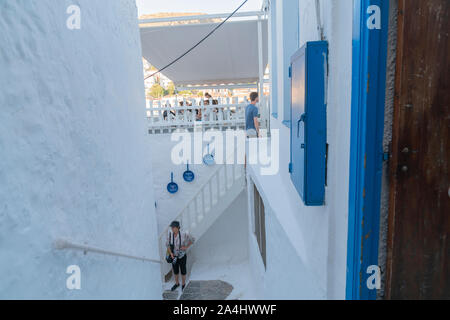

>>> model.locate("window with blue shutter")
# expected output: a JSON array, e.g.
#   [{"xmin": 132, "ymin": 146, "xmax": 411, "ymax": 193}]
[{"xmin": 289, "ymin": 41, "xmax": 328, "ymax": 206}]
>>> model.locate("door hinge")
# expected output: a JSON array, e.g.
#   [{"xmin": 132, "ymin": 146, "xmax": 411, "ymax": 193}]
[
  {"xmin": 288, "ymin": 65, "xmax": 292, "ymax": 78},
  {"xmin": 289, "ymin": 162, "xmax": 293, "ymax": 173}
]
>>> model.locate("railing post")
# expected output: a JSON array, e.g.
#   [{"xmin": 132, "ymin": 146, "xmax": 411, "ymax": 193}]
[
  {"xmin": 158, "ymin": 100, "xmax": 163, "ymax": 125},
  {"xmin": 188, "ymin": 203, "xmax": 195, "ymax": 230},
  {"xmin": 200, "ymin": 187, "xmax": 205, "ymax": 218},
  {"xmin": 174, "ymin": 97, "xmax": 178, "ymax": 126},
  {"xmin": 219, "ymin": 169, "xmax": 224, "ymax": 197},
  {"xmin": 208, "ymin": 98, "xmax": 212, "ymax": 125},
  {"xmin": 186, "ymin": 209, "xmax": 192, "ymax": 234},
  {"xmin": 226, "ymin": 165, "xmax": 230, "ymax": 190},
  {"xmin": 195, "ymin": 196, "xmax": 202, "ymax": 221},
  {"xmin": 209, "ymin": 179, "xmax": 213, "ymax": 209}
]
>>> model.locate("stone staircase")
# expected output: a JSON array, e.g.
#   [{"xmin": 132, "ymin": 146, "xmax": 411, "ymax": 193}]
[{"xmin": 163, "ymin": 280, "xmax": 234, "ymax": 300}]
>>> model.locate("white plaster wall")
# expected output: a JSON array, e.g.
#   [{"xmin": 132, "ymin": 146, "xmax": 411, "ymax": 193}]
[
  {"xmin": 148, "ymin": 134, "xmax": 223, "ymax": 233},
  {"xmin": 318, "ymin": 0, "xmax": 353, "ymax": 299},
  {"xmin": 190, "ymin": 191, "xmax": 249, "ymax": 266},
  {"xmin": 0, "ymin": 0, "xmax": 161, "ymax": 299},
  {"xmin": 187, "ymin": 191, "xmax": 257, "ymax": 300},
  {"xmin": 265, "ymin": 205, "xmax": 325, "ymax": 299},
  {"xmin": 248, "ymin": 0, "xmax": 353, "ymax": 299}
]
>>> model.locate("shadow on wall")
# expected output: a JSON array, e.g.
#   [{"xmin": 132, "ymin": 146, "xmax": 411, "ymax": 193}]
[
  {"xmin": 0, "ymin": 0, "xmax": 161, "ymax": 299},
  {"xmin": 190, "ymin": 190, "xmax": 249, "ymax": 265}
]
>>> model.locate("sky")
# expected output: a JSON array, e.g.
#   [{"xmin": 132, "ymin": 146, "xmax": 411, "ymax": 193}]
[{"xmin": 136, "ymin": 0, "xmax": 263, "ymax": 16}]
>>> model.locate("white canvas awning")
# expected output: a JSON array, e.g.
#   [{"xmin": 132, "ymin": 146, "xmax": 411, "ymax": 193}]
[{"xmin": 140, "ymin": 19, "xmax": 268, "ymax": 87}]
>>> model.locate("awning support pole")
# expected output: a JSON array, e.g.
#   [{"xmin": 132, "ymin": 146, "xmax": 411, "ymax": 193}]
[{"xmin": 257, "ymin": 18, "xmax": 266, "ymax": 129}]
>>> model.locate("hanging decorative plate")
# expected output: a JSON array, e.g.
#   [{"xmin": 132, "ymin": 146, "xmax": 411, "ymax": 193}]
[
  {"xmin": 167, "ymin": 172, "xmax": 179, "ymax": 194},
  {"xmin": 203, "ymin": 144, "xmax": 215, "ymax": 166},
  {"xmin": 183, "ymin": 162, "xmax": 195, "ymax": 182}
]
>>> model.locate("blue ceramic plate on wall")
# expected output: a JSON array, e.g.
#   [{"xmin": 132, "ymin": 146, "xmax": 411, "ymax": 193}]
[
  {"xmin": 183, "ymin": 162, "xmax": 195, "ymax": 182},
  {"xmin": 203, "ymin": 144, "xmax": 215, "ymax": 166},
  {"xmin": 167, "ymin": 172, "xmax": 178, "ymax": 194}
]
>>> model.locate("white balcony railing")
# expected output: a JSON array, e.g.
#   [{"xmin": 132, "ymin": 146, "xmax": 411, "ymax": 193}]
[{"xmin": 147, "ymin": 98, "xmax": 246, "ymax": 134}]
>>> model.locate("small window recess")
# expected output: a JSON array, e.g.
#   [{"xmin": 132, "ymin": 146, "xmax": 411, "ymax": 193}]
[{"xmin": 253, "ymin": 184, "xmax": 267, "ymax": 268}]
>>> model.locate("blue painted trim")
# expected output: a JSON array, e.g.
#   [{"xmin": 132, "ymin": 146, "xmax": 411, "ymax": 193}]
[
  {"xmin": 346, "ymin": 0, "xmax": 389, "ymax": 300},
  {"xmin": 271, "ymin": 112, "xmax": 278, "ymax": 119},
  {"xmin": 282, "ymin": 120, "xmax": 291, "ymax": 128}
]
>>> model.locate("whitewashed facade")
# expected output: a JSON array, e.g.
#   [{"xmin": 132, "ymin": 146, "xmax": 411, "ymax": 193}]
[
  {"xmin": 245, "ymin": 0, "xmax": 353, "ymax": 299},
  {"xmin": 0, "ymin": 0, "xmax": 161, "ymax": 299}
]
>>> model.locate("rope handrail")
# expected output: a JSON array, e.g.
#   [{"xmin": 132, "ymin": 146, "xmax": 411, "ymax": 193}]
[{"xmin": 53, "ymin": 239, "xmax": 161, "ymax": 264}]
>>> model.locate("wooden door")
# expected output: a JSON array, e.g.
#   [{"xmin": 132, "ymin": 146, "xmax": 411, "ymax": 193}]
[{"xmin": 385, "ymin": 0, "xmax": 449, "ymax": 299}]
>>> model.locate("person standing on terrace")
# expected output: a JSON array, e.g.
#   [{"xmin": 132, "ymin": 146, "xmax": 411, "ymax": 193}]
[{"xmin": 245, "ymin": 92, "xmax": 259, "ymax": 138}]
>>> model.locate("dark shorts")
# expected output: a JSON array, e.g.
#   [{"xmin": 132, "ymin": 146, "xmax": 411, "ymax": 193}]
[{"xmin": 172, "ymin": 255, "xmax": 187, "ymax": 275}]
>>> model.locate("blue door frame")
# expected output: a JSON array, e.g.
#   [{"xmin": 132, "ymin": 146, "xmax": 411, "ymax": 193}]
[{"xmin": 346, "ymin": 0, "xmax": 389, "ymax": 300}]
